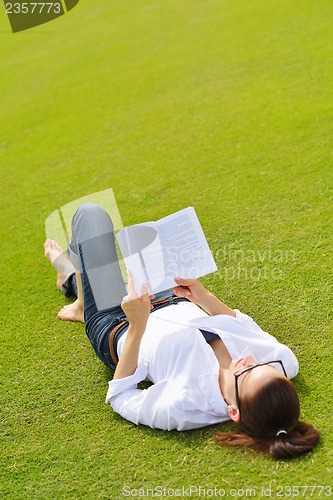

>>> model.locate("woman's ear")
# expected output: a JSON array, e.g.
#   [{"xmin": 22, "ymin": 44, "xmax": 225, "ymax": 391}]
[{"xmin": 228, "ymin": 405, "xmax": 240, "ymax": 423}]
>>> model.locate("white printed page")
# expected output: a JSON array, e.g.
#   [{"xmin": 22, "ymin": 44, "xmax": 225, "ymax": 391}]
[
  {"xmin": 156, "ymin": 207, "xmax": 217, "ymax": 282},
  {"xmin": 116, "ymin": 208, "xmax": 217, "ymax": 295}
]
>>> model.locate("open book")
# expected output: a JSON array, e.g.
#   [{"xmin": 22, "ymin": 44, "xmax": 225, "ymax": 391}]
[{"xmin": 116, "ymin": 207, "xmax": 217, "ymax": 295}]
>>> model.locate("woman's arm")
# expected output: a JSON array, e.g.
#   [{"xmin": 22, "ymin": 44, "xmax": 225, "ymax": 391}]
[
  {"xmin": 113, "ymin": 272, "xmax": 152, "ymax": 380},
  {"xmin": 173, "ymin": 278, "xmax": 236, "ymax": 317}
]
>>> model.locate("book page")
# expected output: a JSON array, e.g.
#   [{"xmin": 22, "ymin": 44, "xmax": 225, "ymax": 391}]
[
  {"xmin": 117, "ymin": 222, "xmax": 168, "ymax": 295},
  {"xmin": 140, "ymin": 237, "xmax": 178, "ymax": 293},
  {"xmin": 116, "ymin": 221, "xmax": 155, "ymax": 259},
  {"xmin": 121, "ymin": 252, "xmax": 147, "ymax": 296},
  {"xmin": 154, "ymin": 207, "xmax": 217, "ymax": 283},
  {"xmin": 116, "ymin": 208, "xmax": 217, "ymax": 295}
]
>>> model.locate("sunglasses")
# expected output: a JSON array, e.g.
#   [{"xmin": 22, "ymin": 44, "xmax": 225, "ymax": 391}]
[{"xmin": 234, "ymin": 360, "xmax": 287, "ymax": 413}]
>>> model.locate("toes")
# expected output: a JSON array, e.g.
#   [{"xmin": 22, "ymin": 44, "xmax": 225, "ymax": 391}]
[
  {"xmin": 57, "ymin": 304, "xmax": 70, "ymax": 315},
  {"xmin": 57, "ymin": 312, "xmax": 71, "ymax": 321},
  {"xmin": 57, "ymin": 304, "xmax": 84, "ymax": 323},
  {"xmin": 44, "ymin": 239, "xmax": 51, "ymax": 253},
  {"xmin": 44, "ymin": 239, "xmax": 63, "ymax": 252},
  {"xmin": 57, "ymin": 306, "xmax": 67, "ymax": 318}
]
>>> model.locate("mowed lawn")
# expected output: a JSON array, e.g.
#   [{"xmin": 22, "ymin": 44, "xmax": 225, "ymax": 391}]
[{"xmin": 0, "ymin": 0, "xmax": 332, "ymax": 498}]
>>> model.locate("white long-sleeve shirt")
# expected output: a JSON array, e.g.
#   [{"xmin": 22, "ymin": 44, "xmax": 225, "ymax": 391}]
[{"xmin": 105, "ymin": 302, "xmax": 299, "ymax": 431}]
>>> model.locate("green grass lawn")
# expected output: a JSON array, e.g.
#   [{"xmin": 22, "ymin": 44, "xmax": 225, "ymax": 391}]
[{"xmin": 1, "ymin": 0, "xmax": 333, "ymax": 498}]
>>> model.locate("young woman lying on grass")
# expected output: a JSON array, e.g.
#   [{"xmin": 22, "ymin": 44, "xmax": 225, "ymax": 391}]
[{"xmin": 44, "ymin": 202, "xmax": 320, "ymax": 459}]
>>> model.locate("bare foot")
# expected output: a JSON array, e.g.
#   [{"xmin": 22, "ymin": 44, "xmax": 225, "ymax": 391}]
[
  {"xmin": 57, "ymin": 300, "xmax": 84, "ymax": 323},
  {"xmin": 44, "ymin": 239, "xmax": 75, "ymax": 290}
]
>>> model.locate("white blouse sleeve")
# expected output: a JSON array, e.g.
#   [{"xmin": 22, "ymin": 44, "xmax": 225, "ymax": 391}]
[
  {"xmin": 105, "ymin": 362, "xmax": 185, "ymax": 430},
  {"xmin": 234, "ymin": 309, "xmax": 268, "ymax": 333}
]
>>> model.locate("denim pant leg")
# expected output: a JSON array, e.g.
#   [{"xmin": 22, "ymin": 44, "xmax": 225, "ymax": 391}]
[
  {"xmin": 68, "ymin": 202, "xmax": 128, "ymax": 368},
  {"xmin": 68, "ymin": 202, "xmax": 127, "ymax": 317}
]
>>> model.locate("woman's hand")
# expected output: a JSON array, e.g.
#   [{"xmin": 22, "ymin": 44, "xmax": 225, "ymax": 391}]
[
  {"xmin": 172, "ymin": 277, "xmax": 208, "ymax": 305},
  {"xmin": 173, "ymin": 277, "xmax": 236, "ymax": 317},
  {"xmin": 121, "ymin": 270, "xmax": 152, "ymax": 332},
  {"xmin": 114, "ymin": 271, "xmax": 153, "ymax": 380}
]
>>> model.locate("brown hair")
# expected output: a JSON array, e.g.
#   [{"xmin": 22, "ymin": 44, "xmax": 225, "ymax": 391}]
[{"xmin": 215, "ymin": 377, "xmax": 320, "ymax": 459}]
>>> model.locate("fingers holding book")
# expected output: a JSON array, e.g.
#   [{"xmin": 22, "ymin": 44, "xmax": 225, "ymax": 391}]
[
  {"xmin": 121, "ymin": 270, "xmax": 153, "ymax": 331},
  {"xmin": 173, "ymin": 277, "xmax": 208, "ymax": 304}
]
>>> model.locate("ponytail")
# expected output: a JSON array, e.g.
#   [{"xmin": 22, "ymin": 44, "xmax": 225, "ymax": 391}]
[
  {"xmin": 269, "ymin": 421, "xmax": 320, "ymax": 459},
  {"xmin": 215, "ymin": 421, "xmax": 320, "ymax": 459},
  {"xmin": 215, "ymin": 377, "xmax": 320, "ymax": 459}
]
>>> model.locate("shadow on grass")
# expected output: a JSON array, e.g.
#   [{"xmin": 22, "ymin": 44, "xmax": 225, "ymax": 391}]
[{"xmin": 292, "ymin": 373, "xmax": 310, "ymax": 397}]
